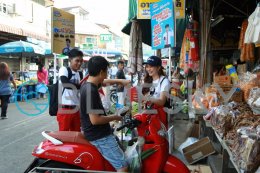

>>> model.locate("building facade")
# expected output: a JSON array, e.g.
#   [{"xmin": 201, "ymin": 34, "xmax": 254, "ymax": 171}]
[{"xmin": 0, "ymin": 0, "xmax": 53, "ymax": 72}]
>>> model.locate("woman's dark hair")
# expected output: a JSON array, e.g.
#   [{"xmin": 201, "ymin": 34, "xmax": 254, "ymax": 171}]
[
  {"xmin": 187, "ymin": 68, "xmax": 194, "ymax": 78},
  {"xmin": 0, "ymin": 62, "xmax": 10, "ymax": 80},
  {"xmin": 88, "ymin": 56, "xmax": 109, "ymax": 76},
  {"xmin": 38, "ymin": 63, "xmax": 43, "ymax": 72},
  {"xmin": 142, "ymin": 66, "xmax": 165, "ymax": 95},
  {"xmin": 68, "ymin": 48, "xmax": 83, "ymax": 59}
]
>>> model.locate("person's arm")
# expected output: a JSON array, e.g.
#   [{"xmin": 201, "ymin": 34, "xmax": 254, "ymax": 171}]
[
  {"xmin": 143, "ymin": 79, "xmax": 170, "ymax": 106},
  {"xmin": 59, "ymin": 67, "xmax": 80, "ymax": 89},
  {"xmin": 89, "ymin": 114, "xmax": 122, "ymax": 125},
  {"xmin": 102, "ymin": 79, "xmax": 130, "ymax": 86},
  {"xmin": 146, "ymin": 91, "xmax": 168, "ymax": 106},
  {"xmin": 60, "ymin": 76, "xmax": 80, "ymax": 89}
]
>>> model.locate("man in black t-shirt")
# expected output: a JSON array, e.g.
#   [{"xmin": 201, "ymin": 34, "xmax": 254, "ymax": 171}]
[
  {"xmin": 80, "ymin": 56, "xmax": 128, "ymax": 172},
  {"xmin": 116, "ymin": 61, "xmax": 126, "ymax": 105}
]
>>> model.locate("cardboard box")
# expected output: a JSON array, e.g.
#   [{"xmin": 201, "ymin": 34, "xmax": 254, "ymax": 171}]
[
  {"xmin": 213, "ymin": 75, "xmax": 231, "ymax": 85},
  {"xmin": 188, "ymin": 165, "xmax": 212, "ymax": 173},
  {"xmin": 182, "ymin": 137, "xmax": 215, "ymax": 164},
  {"xmin": 189, "ymin": 121, "xmax": 200, "ymax": 139}
]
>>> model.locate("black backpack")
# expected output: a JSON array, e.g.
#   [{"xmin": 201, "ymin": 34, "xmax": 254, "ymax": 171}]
[{"xmin": 48, "ymin": 67, "xmax": 83, "ymax": 116}]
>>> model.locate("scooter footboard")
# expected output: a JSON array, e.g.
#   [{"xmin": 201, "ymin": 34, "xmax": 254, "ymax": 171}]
[{"xmin": 163, "ymin": 155, "xmax": 189, "ymax": 173}]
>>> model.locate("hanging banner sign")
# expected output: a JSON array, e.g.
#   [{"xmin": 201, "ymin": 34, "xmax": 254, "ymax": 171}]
[
  {"xmin": 137, "ymin": 0, "xmax": 160, "ymax": 19},
  {"xmin": 175, "ymin": 0, "xmax": 185, "ymax": 19},
  {"xmin": 150, "ymin": 0, "xmax": 175, "ymax": 50},
  {"xmin": 51, "ymin": 7, "xmax": 75, "ymax": 55}
]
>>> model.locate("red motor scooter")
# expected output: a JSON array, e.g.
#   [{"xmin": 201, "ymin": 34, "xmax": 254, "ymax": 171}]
[{"xmin": 24, "ymin": 112, "xmax": 189, "ymax": 173}]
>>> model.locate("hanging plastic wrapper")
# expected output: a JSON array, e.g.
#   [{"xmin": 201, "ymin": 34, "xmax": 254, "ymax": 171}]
[{"xmin": 125, "ymin": 137, "xmax": 145, "ymax": 173}]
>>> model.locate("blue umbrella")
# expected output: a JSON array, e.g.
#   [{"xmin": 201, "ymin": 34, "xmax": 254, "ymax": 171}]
[
  {"xmin": 37, "ymin": 41, "xmax": 52, "ymax": 55},
  {"xmin": 0, "ymin": 40, "xmax": 45, "ymax": 56}
]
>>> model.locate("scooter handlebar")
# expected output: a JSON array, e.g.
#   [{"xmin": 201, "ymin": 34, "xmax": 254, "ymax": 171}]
[
  {"xmin": 116, "ymin": 119, "xmax": 141, "ymax": 131},
  {"xmin": 116, "ymin": 123, "xmax": 128, "ymax": 131}
]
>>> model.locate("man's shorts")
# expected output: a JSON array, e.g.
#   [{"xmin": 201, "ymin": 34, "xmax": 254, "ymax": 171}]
[{"xmin": 90, "ymin": 135, "xmax": 128, "ymax": 170}]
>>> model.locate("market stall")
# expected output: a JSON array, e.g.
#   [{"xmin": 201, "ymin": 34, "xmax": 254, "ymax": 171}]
[{"xmin": 192, "ymin": 68, "xmax": 260, "ymax": 172}]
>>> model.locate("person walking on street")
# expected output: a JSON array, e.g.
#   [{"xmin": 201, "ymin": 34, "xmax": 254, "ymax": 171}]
[
  {"xmin": 0, "ymin": 62, "xmax": 17, "ymax": 119},
  {"xmin": 36, "ymin": 63, "xmax": 48, "ymax": 99},
  {"xmin": 116, "ymin": 61, "xmax": 126, "ymax": 105},
  {"xmin": 110, "ymin": 64, "xmax": 117, "ymax": 79},
  {"xmin": 57, "ymin": 49, "xmax": 83, "ymax": 131},
  {"xmin": 80, "ymin": 56, "xmax": 128, "ymax": 172}
]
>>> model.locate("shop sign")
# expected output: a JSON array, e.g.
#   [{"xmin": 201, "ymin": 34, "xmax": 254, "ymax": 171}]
[
  {"xmin": 81, "ymin": 43, "xmax": 93, "ymax": 49},
  {"xmin": 51, "ymin": 7, "xmax": 75, "ymax": 55},
  {"xmin": 137, "ymin": 0, "xmax": 184, "ymax": 19},
  {"xmin": 175, "ymin": 0, "xmax": 185, "ymax": 19},
  {"xmin": 150, "ymin": 0, "xmax": 175, "ymax": 50},
  {"xmin": 137, "ymin": 0, "xmax": 160, "ymax": 19},
  {"xmin": 100, "ymin": 34, "xmax": 113, "ymax": 43}
]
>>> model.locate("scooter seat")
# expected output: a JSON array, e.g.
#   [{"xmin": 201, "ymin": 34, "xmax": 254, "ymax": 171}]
[{"xmin": 48, "ymin": 131, "xmax": 91, "ymax": 145}]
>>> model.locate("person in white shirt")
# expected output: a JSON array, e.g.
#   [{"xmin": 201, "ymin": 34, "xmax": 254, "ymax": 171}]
[
  {"xmin": 110, "ymin": 64, "xmax": 118, "ymax": 79},
  {"xmin": 142, "ymin": 56, "xmax": 171, "ymax": 128},
  {"xmin": 57, "ymin": 48, "xmax": 83, "ymax": 132},
  {"xmin": 163, "ymin": 24, "xmax": 174, "ymax": 48}
]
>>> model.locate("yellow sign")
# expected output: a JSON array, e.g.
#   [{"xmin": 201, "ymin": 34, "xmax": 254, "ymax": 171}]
[
  {"xmin": 137, "ymin": 0, "xmax": 160, "ymax": 19},
  {"xmin": 175, "ymin": 0, "xmax": 185, "ymax": 19},
  {"xmin": 137, "ymin": 0, "xmax": 185, "ymax": 19},
  {"xmin": 51, "ymin": 7, "xmax": 75, "ymax": 55}
]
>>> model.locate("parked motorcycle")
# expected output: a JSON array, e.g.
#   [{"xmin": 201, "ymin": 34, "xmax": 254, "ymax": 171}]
[{"xmin": 24, "ymin": 112, "xmax": 189, "ymax": 173}]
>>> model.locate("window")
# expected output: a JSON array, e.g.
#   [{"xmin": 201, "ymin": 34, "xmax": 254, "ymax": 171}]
[
  {"xmin": 3, "ymin": 3, "xmax": 6, "ymax": 13},
  {"xmin": 0, "ymin": 3, "xmax": 7, "ymax": 15},
  {"xmin": 86, "ymin": 37, "xmax": 97, "ymax": 46}
]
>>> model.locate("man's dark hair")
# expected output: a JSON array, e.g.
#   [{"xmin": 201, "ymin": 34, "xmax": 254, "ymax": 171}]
[
  {"xmin": 66, "ymin": 38, "xmax": 71, "ymax": 43},
  {"xmin": 88, "ymin": 56, "xmax": 109, "ymax": 76},
  {"xmin": 38, "ymin": 63, "xmax": 44, "ymax": 72},
  {"xmin": 68, "ymin": 48, "xmax": 83, "ymax": 59},
  {"xmin": 165, "ymin": 24, "xmax": 169, "ymax": 28},
  {"xmin": 117, "ymin": 60, "xmax": 124, "ymax": 65}
]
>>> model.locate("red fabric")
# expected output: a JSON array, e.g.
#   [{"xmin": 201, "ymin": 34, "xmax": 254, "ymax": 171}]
[
  {"xmin": 153, "ymin": 104, "xmax": 168, "ymax": 129},
  {"xmin": 130, "ymin": 87, "xmax": 138, "ymax": 102},
  {"xmin": 98, "ymin": 88, "xmax": 105, "ymax": 96},
  {"xmin": 37, "ymin": 68, "xmax": 48, "ymax": 84},
  {"xmin": 57, "ymin": 109, "xmax": 81, "ymax": 132},
  {"xmin": 189, "ymin": 36, "xmax": 199, "ymax": 61}
]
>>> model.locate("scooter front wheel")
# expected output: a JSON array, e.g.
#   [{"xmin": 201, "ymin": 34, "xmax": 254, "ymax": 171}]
[{"xmin": 25, "ymin": 159, "xmax": 84, "ymax": 173}]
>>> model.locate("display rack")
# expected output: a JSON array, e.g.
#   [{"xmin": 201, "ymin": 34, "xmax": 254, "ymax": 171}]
[{"xmin": 213, "ymin": 130, "xmax": 242, "ymax": 173}]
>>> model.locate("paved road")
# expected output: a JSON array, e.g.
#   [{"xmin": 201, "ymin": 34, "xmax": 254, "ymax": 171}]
[{"xmin": 0, "ymin": 99, "xmax": 58, "ymax": 173}]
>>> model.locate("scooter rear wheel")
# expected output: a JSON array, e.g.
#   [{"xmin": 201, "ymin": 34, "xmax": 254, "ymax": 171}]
[{"xmin": 33, "ymin": 160, "xmax": 84, "ymax": 173}]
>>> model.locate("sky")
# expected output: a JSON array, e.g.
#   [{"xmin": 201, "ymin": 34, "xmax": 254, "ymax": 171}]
[{"xmin": 53, "ymin": 0, "xmax": 129, "ymax": 32}]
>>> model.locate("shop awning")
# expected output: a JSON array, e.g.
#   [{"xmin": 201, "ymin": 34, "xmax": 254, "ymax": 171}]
[
  {"xmin": 0, "ymin": 23, "xmax": 49, "ymax": 42},
  {"xmin": 0, "ymin": 23, "xmax": 23, "ymax": 35}
]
